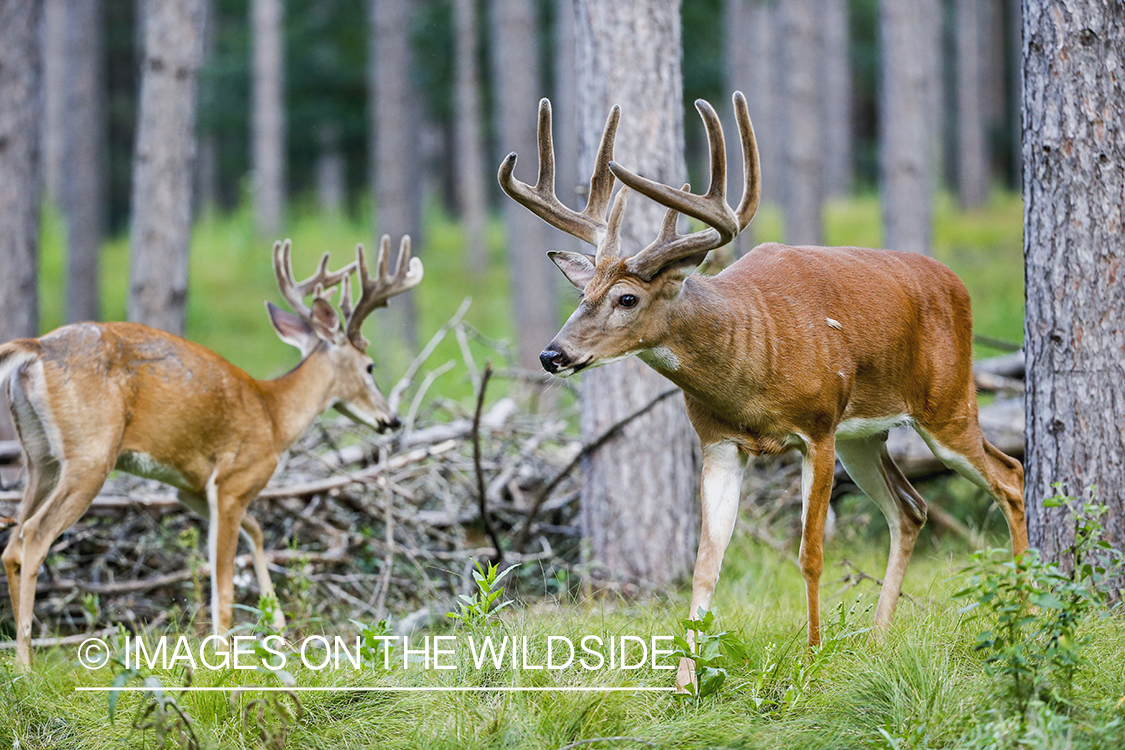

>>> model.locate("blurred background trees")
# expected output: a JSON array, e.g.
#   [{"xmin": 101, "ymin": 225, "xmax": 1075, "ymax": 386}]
[{"xmin": 20, "ymin": 0, "xmax": 1027, "ymax": 262}]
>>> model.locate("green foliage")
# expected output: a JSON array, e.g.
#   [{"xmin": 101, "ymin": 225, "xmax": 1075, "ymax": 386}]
[
  {"xmin": 351, "ymin": 617, "xmax": 396, "ymax": 666},
  {"xmin": 955, "ymin": 488, "xmax": 1125, "ymax": 717},
  {"xmin": 447, "ymin": 559, "xmax": 518, "ymax": 628},
  {"xmin": 669, "ymin": 608, "xmax": 749, "ymax": 700}
]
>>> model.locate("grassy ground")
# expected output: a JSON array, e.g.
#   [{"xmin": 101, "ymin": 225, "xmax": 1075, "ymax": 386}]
[{"xmin": 3, "ymin": 528, "xmax": 1123, "ymax": 749}]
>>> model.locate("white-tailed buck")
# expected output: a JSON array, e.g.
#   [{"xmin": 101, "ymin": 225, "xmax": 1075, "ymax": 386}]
[
  {"xmin": 499, "ymin": 93, "xmax": 1026, "ymax": 690},
  {"xmin": 0, "ymin": 237, "xmax": 422, "ymax": 667}
]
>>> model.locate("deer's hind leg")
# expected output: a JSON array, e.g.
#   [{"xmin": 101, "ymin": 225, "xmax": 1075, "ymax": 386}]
[
  {"xmin": 914, "ymin": 417, "xmax": 1026, "ymax": 555},
  {"xmin": 836, "ymin": 433, "xmax": 927, "ymax": 636},
  {"xmin": 3, "ymin": 461, "xmax": 111, "ymax": 668},
  {"xmin": 3, "ymin": 372, "xmax": 114, "ymax": 668}
]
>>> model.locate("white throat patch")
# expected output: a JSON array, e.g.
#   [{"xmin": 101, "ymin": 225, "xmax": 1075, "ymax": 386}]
[{"xmin": 637, "ymin": 346, "xmax": 681, "ymax": 372}]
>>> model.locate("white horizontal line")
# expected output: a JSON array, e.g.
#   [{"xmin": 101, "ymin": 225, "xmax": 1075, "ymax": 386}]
[{"xmin": 75, "ymin": 686, "xmax": 675, "ymax": 693}]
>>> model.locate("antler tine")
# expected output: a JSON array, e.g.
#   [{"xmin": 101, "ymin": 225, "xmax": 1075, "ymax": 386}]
[
  {"xmin": 608, "ymin": 99, "xmax": 738, "ymax": 245},
  {"xmin": 581, "ymin": 104, "xmax": 620, "ymax": 229},
  {"xmin": 597, "ymin": 185, "xmax": 631, "ymax": 263},
  {"xmin": 345, "ymin": 235, "xmax": 424, "ymax": 348},
  {"xmin": 498, "ymin": 98, "xmax": 620, "ymax": 248},
  {"xmin": 732, "ymin": 90, "xmax": 762, "ymax": 231},
  {"xmin": 625, "ymin": 184, "xmax": 724, "ymax": 281},
  {"xmin": 272, "ymin": 239, "xmax": 357, "ymax": 319}
]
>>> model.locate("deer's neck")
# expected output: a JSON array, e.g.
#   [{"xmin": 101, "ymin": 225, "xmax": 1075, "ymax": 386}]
[
  {"xmin": 259, "ymin": 349, "xmax": 337, "ymax": 450},
  {"xmin": 646, "ymin": 275, "xmax": 773, "ymax": 407}
]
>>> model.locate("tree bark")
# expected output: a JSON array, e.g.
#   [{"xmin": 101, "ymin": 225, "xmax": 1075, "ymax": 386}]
[
  {"xmin": 252, "ymin": 0, "xmax": 285, "ymax": 237},
  {"xmin": 1022, "ymin": 0, "xmax": 1125, "ymax": 560},
  {"xmin": 821, "ymin": 0, "xmax": 853, "ymax": 199},
  {"xmin": 738, "ymin": 0, "xmax": 779, "ymax": 214},
  {"xmin": 64, "ymin": 0, "xmax": 105, "ymax": 323},
  {"xmin": 41, "ymin": 0, "xmax": 65, "ymax": 205},
  {"xmin": 778, "ymin": 0, "xmax": 823, "ymax": 245},
  {"xmin": 128, "ymin": 0, "xmax": 205, "ymax": 336},
  {"xmin": 454, "ymin": 0, "xmax": 487, "ymax": 272},
  {"xmin": 957, "ymin": 0, "xmax": 990, "ymax": 208},
  {"xmin": 0, "ymin": 0, "xmax": 41, "ymax": 441},
  {"xmin": 573, "ymin": 0, "xmax": 699, "ymax": 591},
  {"xmin": 370, "ymin": 0, "xmax": 422, "ymax": 350},
  {"xmin": 195, "ymin": 0, "xmax": 218, "ymax": 216},
  {"xmin": 724, "ymin": 0, "xmax": 770, "ymax": 258},
  {"xmin": 489, "ymin": 0, "xmax": 557, "ymax": 378},
  {"xmin": 48, "ymin": 0, "xmax": 106, "ymax": 323},
  {"xmin": 879, "ymin": 0, "xmax": 941, "ymax": 255},
  {"xmin": 554, "ymin": 0, "xmax": 580, "ymax": 213}
]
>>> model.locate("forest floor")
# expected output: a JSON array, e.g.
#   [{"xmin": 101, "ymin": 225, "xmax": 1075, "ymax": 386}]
[{"xmin": 3, "ymin": 516, "xmax": 1124, "ymax": 749}]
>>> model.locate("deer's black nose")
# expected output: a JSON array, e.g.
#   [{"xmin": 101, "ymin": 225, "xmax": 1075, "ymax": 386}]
[{"xmin": 539, "ymin": 346, "xmax": 570, "ymax": 373}]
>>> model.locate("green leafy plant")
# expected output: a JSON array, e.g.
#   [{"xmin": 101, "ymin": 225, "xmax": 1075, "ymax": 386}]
[
  {"xmin": 955, "ymin": 487, "xmax": 1124, "ymax": 715},
  {"xmin": 446, "ymin": 560, "xmax": 517, "ymax": 627},
  {"xmin": 351, "ymin": 617, "xmax": 396, "ymax": 666},
  {"xmin": 670, "ymin": 608, "xmax": 749, "ymax": 700}
]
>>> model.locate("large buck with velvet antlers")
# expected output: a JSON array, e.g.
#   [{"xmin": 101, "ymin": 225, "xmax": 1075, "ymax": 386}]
[
  {"xmin": 0, "ymin": 237, "xmax": 421, "ymax": 668},
  {"xmin": 499, "ymin": 92, "xmax": 1026, "ymax": 690}
]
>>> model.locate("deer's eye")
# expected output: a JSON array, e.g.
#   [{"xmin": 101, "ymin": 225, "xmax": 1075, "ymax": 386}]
[
  {"xmin": 618, "ymin": 294, "xmax": 638, "ymax": 308},
  {"xmin": 366, "ymin": 363, "xmax": 375, "ymax": 376}
]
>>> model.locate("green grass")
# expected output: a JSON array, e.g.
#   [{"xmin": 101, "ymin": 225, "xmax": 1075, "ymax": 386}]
[{"xmin": 4, "ymin": 530, "xmax": 1123, "ymax": 748}]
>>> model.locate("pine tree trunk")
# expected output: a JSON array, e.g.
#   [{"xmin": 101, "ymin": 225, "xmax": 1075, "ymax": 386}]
[
  {"xmin": 554, "ymin": 0, "xmax": 579, "ymax": 213},
  {"xmin": 490, "ymin": 0, "xmax": 557, "ymax": 378},
  {"xmin": 821, "ymin": 0, "xmax": 853, "ymax": 199},
  {"xmin": 0, "ymin": 0, "xmax": 41, "ymax": 441},
  {"xmin": 252, "ymin": 0, "xmax": 285, "ymax": 237},
  {"xmin": 454, "ymin": 0, "xmax": 487, "ymax": 273},
  {"xmin": 42, "ymin": 0, "xmax": 65, "ymax": 205},
  {"xmin": 370, "ymin": 0, "xmax": 422, "ymax": 351},
  {"xmin": 128, "ymin": 0, "xmax": 204, "ymax": 336},
  {"xmin": 43, "ymin": 0, "xmax": 104, "ymax": 323},
  {"xmin": 1022, "ymin": 0, "xmax": 1125, "ymax": 560},
  {"xmin": 779, "ymin": 0, "xmax": 823, "ymax": 245},
  {"xmin": 724, "ymin": 0, "xmax": 769, "ymax": 258},
  {"xmin": 574, "ymin": 0, "xmax": 699, "ymax": 592},
  {"xmin": 195, "ymin": 0, "xmax": 218, "ymax": 216},
  {"xmin": 957, "ymin": 0, "xmax": 989, "ymax": 208},
  {"xmin": 880, "ymin": 0, "xmax": 941, "ymax": 255},
  {"xmin": 63, "ymin": 0, "xmax": 106, "ymax": 323}
]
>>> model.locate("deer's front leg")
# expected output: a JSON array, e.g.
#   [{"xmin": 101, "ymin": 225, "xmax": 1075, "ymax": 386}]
[
  {"xmin": 798, "ymin": 436, "xmax": 837, "ymax": 648},
  {"xmin": 678, "ymin": 441, "xmax": 746, "ymax": 692}
]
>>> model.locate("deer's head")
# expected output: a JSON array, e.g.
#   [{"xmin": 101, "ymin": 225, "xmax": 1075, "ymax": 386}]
[
  {"xmin": 268, "ymin": 237, "xmax": 422, "ymax": 431},
  {"xmin": 498, "ymin": 93, "xmax": 760, "ymax": 376}
]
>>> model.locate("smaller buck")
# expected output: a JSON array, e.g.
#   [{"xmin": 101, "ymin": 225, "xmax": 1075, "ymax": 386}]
[
  {"xmin": 499, "ymin": 93, "xmax": 1026, "ymax": 691},
  {"xmin": 0, "ymin": 237, "xmax": 421, "ymax": 668}
]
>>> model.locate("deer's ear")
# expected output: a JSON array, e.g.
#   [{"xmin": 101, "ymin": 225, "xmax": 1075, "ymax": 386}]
[
  {"xmin": 548, "ymin": 250, "xmax": 597, "ymax": 290},
  {"xmin": 267, "ymin": 302, "xmax": 316, "ymax": 354},
  {"xmin": 309, "ymin": 297, "xmax": 342, "ymax": 342}
]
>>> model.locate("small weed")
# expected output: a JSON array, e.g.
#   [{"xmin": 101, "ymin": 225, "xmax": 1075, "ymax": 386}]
[
  {"xmin": 669, "ymin": 608, "xmax": 749, "ymax": 700},
  {"xmin": 447, "ymin": 559, "xmax": 517, "ymax": 628},
  {"xmin": 351, "ymin": 617, "xmax": 397, "ymax": 666}
]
